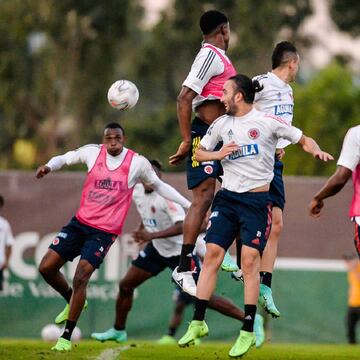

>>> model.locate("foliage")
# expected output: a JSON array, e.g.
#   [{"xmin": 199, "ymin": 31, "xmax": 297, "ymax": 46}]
[{"xmin": 284, "ymin": 62, "xmax": 360, "ymax": 176}]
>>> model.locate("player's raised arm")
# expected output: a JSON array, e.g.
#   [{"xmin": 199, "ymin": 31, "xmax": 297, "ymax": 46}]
[
  {"xmin": 169, "ymin": 86, "xmax": 198, "ymax": 165},
  {"xmin": 297, "ymin": 135, "xmax": 334, "ymax": 161}
]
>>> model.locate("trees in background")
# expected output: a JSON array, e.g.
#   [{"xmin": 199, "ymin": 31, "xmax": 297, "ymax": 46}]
[{"xmin": 0, "ymin": 0, "xmax": 359, "ymax": 176}]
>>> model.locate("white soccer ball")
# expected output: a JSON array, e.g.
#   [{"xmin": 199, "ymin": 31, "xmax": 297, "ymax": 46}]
[
  {"xmin": 107, "ymin": 80, "xmax": 139, "ymax": 110},
  {"xmin": 41, "ymin": 324, "xmax": 62, "ymax": 341}
]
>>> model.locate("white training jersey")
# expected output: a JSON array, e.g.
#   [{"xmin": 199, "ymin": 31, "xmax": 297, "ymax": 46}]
[
  {"xmin": 200, "ymin": 108, "xmax": 303, "ymax": 193},
  {"xmin": 0, "ymin": 216, "xmax": 14, "ymax": 268},
  {"xmin": 337, "ymin": 125, "xmax": 360, "ymax": 171},
  {"xmin": 183, "ymin": 43, "xmax": 228, "ymax": 111},
  {"xmin": 253, "ymin": 72, "xmax": 294, "ymax": 149},
  {"xmin": 133, "ymin": 184, "xmax": 185, "ymax": 258},
  {"xmin": 46, "ymin": 145, "xmax": 158, "ymax": 188}
]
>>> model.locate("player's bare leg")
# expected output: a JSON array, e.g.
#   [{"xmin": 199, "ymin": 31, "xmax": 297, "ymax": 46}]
[
  {"xmin": 91, "ymin": 265, "xmax": 153, "ymax": 343},
  {"xmin": 52, "ymin": 260, "xmax": 94, "ymax": 351},
  {"xmin": 38, "ymin": 249, "xmax": 70, "ymax": 300},
  {"xmin": 259, "ymin": 207, "xmax": 282, "ymax": 317}
]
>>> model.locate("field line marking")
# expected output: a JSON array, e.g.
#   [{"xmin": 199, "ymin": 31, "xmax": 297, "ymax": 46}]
[{"xmin": 94, "ymin": 345, "xmax": 130, "ymax": 360}]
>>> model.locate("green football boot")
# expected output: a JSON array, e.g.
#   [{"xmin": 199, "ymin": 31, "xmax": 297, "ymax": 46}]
[
  {"xmin": 258, "ymin": 284, "xmax": 280, "ymax": 318},
  {"xmin": 157, "ymin": 335, "xmax": 177, "ymax": 345},
  {"xmin": 55, "ymin": 300, "xmax": 88, "ymax": 325},
  {"xmin": 178, "ymin": 320, "xmax": 209, "ymax": 347},
  {"xmin": 229, "ymin": 330, "xmax": 256, "ymax": 358},
  {"xmin": 254, "ymin": 314, "xmax": 265, "ymax": 348},
  {"xmin": 91, "ymin": 328, "xmax": 127, "ymax": 343},
  {"xmin": 221, "ymin": 251, "xmax": 239, "ymax": 272},
  {"xmin": 51, "ymin": 337, "xmax": 72, "ymax": 352}
]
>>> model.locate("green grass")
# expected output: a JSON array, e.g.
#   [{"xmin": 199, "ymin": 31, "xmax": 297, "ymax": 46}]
[{"xmin": 1, "ymin": 340, "xmax": 360, "ymax": 360}]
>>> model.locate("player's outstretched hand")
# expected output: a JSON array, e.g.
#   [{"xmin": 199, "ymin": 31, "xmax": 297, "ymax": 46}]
[
  {"xmin": 313, "ymin": 151, "xmax": 334, "ymax": 162},
  {"xmin": 217, "ymin": 141, "xmax": 239, "ymax": 160},
  {"xmin": 309, "ymin": 198, "xmax": 324, "ymax": 218},
  {"xmin": 36, "ymin": 165, "xmax": 51, "ymax": 179},
  {"xmin": 276, "ymin": 148, "xmax": 285, "ymax": 160},
  {"xmin": 169, "ymin": 141, "xmax": 191, "ymax": 166}
]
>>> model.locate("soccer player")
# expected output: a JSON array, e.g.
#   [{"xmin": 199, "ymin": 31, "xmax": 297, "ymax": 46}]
[
  {"xmin": 178, "ymin": 74, "xmax": 333, "ymax": 357},
  {"xmin": 169, "ymin": 10, "xmax": 238, "ymax": 296},
  {"xmin": 91, "ymin": 160, "xmax": 265, "ymax": 346},
  {"xmin": 0, "ymin": 195, "xmax": 14, "ymax": 292},
  {"xmin": 36, "ymin": 123, "xmax": 191, "ymax": 352},
  {"xmin": 234, "ymin": 41, "xmax": 300, "ymax": 317},
  {"xmin": 309, "ymin": 124, "xmax": 360, "ymax": 258}
]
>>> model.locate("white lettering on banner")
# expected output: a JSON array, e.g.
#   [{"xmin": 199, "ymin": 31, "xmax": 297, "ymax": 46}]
[{"xmin": 8, "ymin": 232, "xmax": 139, "ymax": 282}]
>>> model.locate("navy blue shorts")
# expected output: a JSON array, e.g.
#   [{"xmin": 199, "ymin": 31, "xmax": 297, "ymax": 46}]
[
  {"xmin": 269, "ymin": 157, "xmax": 285, "ymax": 210},
  {"xmin": 49, "ymin": 216, "xmax": 116, "ymax": 269},
  {"xmin": 132, "ymin": 242, "xmax": 201, "ymax": 279},
  {"xmin": 205, "ymin": 189, "xmax": 272, "ymax": 254},
  {"xmin": 186, "ymin": 117, "xmax": 223, "ymax": 190}
]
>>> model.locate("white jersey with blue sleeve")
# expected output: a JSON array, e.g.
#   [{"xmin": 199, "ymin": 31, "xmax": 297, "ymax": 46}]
[
  {"xmin": 200, "ymin": 108, "xmax": 302, "ymax": 193},
  {"xmin": 253, "ymin": 72, "xmax": 294, "ymax": 149}
]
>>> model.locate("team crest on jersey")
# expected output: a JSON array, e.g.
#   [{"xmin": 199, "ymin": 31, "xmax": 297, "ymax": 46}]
[
  {"xmin": 248, "ymin": 128, "xmax": 260, "ymax": 140},
  {"xmin": 151, "ymin": 206, "xmax": 156, "ymax": 214},
  {"xmin": 52, "ymin": 238, "xmax": 60, "ymax": 246},
  {"xmin": 204, "ymin": 165, "xmax": 213, "ymax": 174}
]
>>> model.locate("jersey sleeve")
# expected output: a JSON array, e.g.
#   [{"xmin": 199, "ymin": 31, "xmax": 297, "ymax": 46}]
[
  {"xmin": 182, "ymin": 47, "xmax": 224, "ymax": 94},
  {"xmin": 200, "ymin": 117, "xmax": 223, "ymax": 150},
  {"xmin": 269, "ymin": 116, "xmax": 302, "ymax": 144},
  {"xmin": 134, "ymin": 156, "xmax": 159, "ymax": 185},
  {"xmin": 46, "ymin": 145, "xmax": 100, "ymax": 171},
  {"xmin": 162, "ymin": 198, "xmax": 186, "ymax": 224},
  {"xmin": 337, "ymin": 127, "xmax": 360, "ymax": 171}
]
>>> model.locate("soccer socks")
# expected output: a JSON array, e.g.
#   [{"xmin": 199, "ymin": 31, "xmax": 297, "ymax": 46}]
[
  {"xmin": 168, "ymin": 327, "xmax": 176, "ymax": 337},
  {"xmin": 260, "ymin": 271, "xmax": 272, "ymax": 288},
  {"xmin": 242, "ymin": 304, "xmax": 257, "ymax": 332},
  {"xmin": 193, "ymin": 299, "xmax": 209, "ymax": 321},
  {"xmin": 61, "ymin": 320, "xmax": 76, "ymax": 341},
  {"xmin": 178, "ymin": 244, "xmax": 195, "ymax": 272},
  {"xmin": 114, "ymin": 324, "xmax": 125, "ymax": 331}
]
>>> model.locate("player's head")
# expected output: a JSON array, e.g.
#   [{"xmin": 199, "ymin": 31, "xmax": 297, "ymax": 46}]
[
  {"xmin": 103, "ymin": 122, "xmax": 125, "ymax": 156},
  {"xmin": 200, "ymin": 10, "xmax": 230, "ymax": 50},
  {"xmin": 143, "ymin": 159, "xmax": 163, "ymax": 193},
  {"xmin": 0, "ymin": 195, "xmax": 4, "ymax": 209},
  {"xmin": 222, "ymin": 74, "xmax": 264, "ymax": 115},
  {"xmin": 272, "ymin": 41, "xmax": 299, "ymax": 82}
]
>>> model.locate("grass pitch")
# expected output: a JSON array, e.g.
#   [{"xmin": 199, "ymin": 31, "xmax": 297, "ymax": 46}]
[{"xmin": 1, "ymin": 339, "xmax": 360, "ymax": 360}]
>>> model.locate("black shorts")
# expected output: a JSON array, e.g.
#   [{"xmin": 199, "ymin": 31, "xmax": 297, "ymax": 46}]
[
  {"xmin": 205, "ymin": 189, "xmax": 272, "ymax": 254},
  {"xmin": 186, "ymin": 117, "xmax": 223, "ymax": 190},
  {"xmin": 132, "ymin": 242, "xmax": 201, "ymax": 278},
  {"xmin": 269, "ymin": 157, "xmax": 285, "ymax": 210},
  {"xmin": 49, "ymin": 216, "xmax": 117, "ymax": 269}
]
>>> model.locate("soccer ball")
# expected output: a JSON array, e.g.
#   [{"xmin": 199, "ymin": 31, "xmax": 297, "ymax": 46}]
[
  {"xmin": 107, "ymin": 80, "xmax": 139, "ymax": 110},
  {"xmin": 41, "ymin": 324, "xmax": 62, "ymax": 341}
]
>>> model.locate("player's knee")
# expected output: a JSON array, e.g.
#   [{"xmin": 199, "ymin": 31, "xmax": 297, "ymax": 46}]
[
  {"xmin": 203, "ymin": 246, "xmax": 224, "ymax": 269},
  {"xmin": 119, "ymin": 281, "xmax": 134, "ymax": 297},
  {"xmin": 38, "ymin": 261, "xmax": 53, "ymax": 278},
  {"xmin": 73, "ymin": 274, "xmax": 90, "ymax": 290},
  {"xmin": 271, "ymin": 216, "xmax": 283, "ymax": 236},
  {"xmin": 241, "ymin": 254, "xmax": 257, "ymax": 274}
]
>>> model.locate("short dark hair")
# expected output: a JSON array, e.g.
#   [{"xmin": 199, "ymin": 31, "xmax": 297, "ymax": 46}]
[
  {"xmin": 149, "ymin": 159, "xmax": 163, "ymax": 172},
  {"xmin": 229, "ymin": 74, "xmax": 264, "ymax": 104},
  {"xmin": 200, "ymin": 10, "xmax": 228, "ymax": 35},
  {"xmin": 0, "ymin": 195, "xmax": 4, "ymax": 208},
  {"xmin": 272, "ymin": 41, "xmax": 298, "ymax": 70},
  {"xmin": 104, "ymin": 122, "xmax": 125, "ymax": 136}
]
